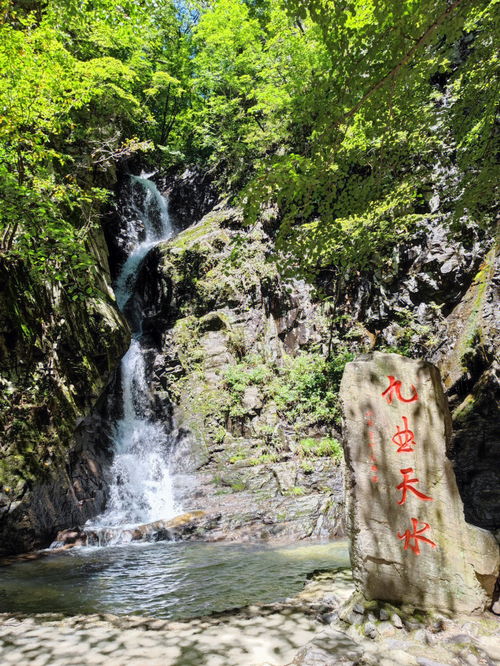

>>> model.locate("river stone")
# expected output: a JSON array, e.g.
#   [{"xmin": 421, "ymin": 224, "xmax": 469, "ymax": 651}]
[
  {"xmin": 85, "ymin": 511, "xmax": 206, "ymax": 545},
  {"xmin": 339, "ymin": 352, "xmax": 499, "ymax": 613}
]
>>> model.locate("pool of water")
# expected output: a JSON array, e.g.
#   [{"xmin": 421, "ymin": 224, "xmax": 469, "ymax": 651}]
[{"xmin": 0, "ymin": 540, "xmax": 349, "ymax": 620}]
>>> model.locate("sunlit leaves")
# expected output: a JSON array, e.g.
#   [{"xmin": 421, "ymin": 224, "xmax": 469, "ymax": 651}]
[
  {"xmin": 220, "ymin": 0, "xmax": 500, "ymax": 278},
  {"xmin": 0, "ymin": 0, "xmax": 187, "ymax": 293},
  {"xmin": 1, "ymin": 0, "xmax": 497, "ymax": 294}
]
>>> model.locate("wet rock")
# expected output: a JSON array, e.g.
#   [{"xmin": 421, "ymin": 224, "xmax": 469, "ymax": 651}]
[
  {"xmin": 0, "ymin": 242, "xmax": 128, "ymax": 555},
  {"xmin": 85, "ymin": 511, "xmax": 207, "ymax": 545},
  {"xmin": 162, "ymin": 167, "xmax": 219, "ymax": 233},
  {"xmin": 134, "ymin": 208, "xmax": 342, "ymax": 545},
  {"xmin": 52, "ymin": 529, "xmax": 88, "ymax": 549}
]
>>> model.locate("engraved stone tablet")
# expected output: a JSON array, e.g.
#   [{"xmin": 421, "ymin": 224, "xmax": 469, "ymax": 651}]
[{"xmin": 340, "ymin": 352, "xmax": 499, "ymax": 612}]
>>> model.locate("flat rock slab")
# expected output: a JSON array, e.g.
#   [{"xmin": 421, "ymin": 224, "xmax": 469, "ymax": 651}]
[{"xmin": 340, "ymin": 352, "xmax": 499, "ymax": 613}]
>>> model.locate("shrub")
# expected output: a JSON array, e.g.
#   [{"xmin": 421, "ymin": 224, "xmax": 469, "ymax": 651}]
[{"xmin": 297, "ymin": 437, "xmax": 344, "ymax": 461}]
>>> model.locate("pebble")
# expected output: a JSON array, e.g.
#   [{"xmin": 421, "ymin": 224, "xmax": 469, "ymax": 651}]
[
  {"xmin": 381, "ymin": 649, "xmax": 418, "ymax": 666},
  {"xmin": 391, "ymin": 613, "xmax": 403, "ymax": 629},
  {"xmin": 385, "ymin": 639, "xmax": 410, "ymax": 650},
  {"xmin": 413, "ymin": 629, "xmax": 429, "ymax": 644},
  {"xmin": 476, "ymin": 635, "xmax": 500, "ymax": 663},
  {"xmin": 378, "ymin": 621, "xmax": 396, "ymax": 637},
  {"xmin": 319, "ymin": 612, "xmax": 336, "ymax": 624},
  {"xmin": 364, "ymin": 622, "xmax": 377, "ymax": 639},
  {"xmin": 416, "ymin": 658, "xmax": 450, "ymax": 666},
  {"xmin": 459, "ymin": 622, "xmax": 479, "ymax": 636},
  {"xmin": 456, "ymin": 653, "xmax": 480, "ymax": 666},
  {"xmin": 444, "ymin": 633, "xmax": 473, "ymax": 645},
  {"xmin": 404, "ymin": 618, "xmax": 423, "ymax": 631}
]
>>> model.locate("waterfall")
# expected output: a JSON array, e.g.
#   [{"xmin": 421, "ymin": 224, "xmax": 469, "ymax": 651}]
[
  {"xmin": 114, "ymin": 174, "xmax": 173, "ymax": 311},
  {"xmin": 90, "ymin": 173, "xmax": 179, "ymax": 532}
]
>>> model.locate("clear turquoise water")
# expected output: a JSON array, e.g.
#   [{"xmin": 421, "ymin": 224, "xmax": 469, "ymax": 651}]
[{"xmin": 0, "ymin": 540, "xmax": 349, "ymax": 620}]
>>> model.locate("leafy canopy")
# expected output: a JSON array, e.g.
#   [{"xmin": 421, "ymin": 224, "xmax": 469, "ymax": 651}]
[
  {"xmin": 0, "ymin": 0, "xmax": 497, "ymax": 292},
  {"xmin": 0, "ymin": 0, "xmax": 189, "ymax": 295},
  {"xmin": 181, "ymin": 0, "xmax": 498, "ymax": 279}
]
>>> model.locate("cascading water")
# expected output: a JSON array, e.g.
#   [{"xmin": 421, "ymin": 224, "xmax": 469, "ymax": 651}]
[
  {"xmin": 90, "ymin": 173, "xmax": 179, "ymax": 535},
  {"xmin": 114, "ymin": 174, "xmax": 172, "ymax": 310}
]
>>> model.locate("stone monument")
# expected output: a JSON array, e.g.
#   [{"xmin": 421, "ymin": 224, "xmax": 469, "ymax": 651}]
[{"xmin": 340, "ymin": 352, "xmax": 499, "ymax": 613}]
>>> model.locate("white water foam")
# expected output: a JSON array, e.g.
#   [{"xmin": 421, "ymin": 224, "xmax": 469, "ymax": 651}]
[
  {"xmin": 114, "ymin": 174, "xmax": 173, "ymax": 310},
  {"xmin": 89, "ymin": 174, "xmax": 179, "ymax": 533}
]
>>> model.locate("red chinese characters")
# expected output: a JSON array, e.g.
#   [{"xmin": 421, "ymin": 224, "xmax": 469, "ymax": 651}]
[
  {"xmin": 392, "ymin": 416, "xmax": 416, "ymax": 453},
  {"xmin": 381, "ymin": 376, "xmax": 418, "ymax": 404},
  {"xmin": 396, "ymin": 468, "xmax": 433, "ymax": 505},
  {"xmin": 397, "ymin": 518, "xmax": 437, "ymax": 555},
  {"xmin": 377, "ymin": 375, "xmax": 437, "ymax": 555}
]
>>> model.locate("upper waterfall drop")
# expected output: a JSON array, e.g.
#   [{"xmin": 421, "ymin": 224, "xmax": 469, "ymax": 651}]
[
  {"xmin": 114, "ymin": 173, "xmax": 174, "ymax": 313},
  {"xmin": 90, "ymin": 173, "xmax": 179, "ymax": 533}
]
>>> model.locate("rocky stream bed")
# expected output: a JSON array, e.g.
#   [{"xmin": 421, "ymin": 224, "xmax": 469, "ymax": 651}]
[{"xmin": 1, "ymin": 567, "xmax": 498, "ymax": 666}]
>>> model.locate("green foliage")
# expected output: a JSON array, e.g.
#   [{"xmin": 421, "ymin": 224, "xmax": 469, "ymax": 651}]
[
  {"xmin": 229, "ymin": 478, "xmax": 246, "ymax": 492},
  {"xmin": 300, "ymin": 460, "xmax": 314, "ymax": 473},
  {"xmin": 222, "ymin": 348, "xmax": 353, "ymax": 428},
  {"xmin": 223, "ymin": 355, "xmax": 272, "ymax": 416},
  {"xmin": 4, "ymin": 0, "xmax": 496, "ymax": 292},
  {"xmin": 2, "ymin": 0, "xmax": 497, "ymax": 291},
  {"xmin": 0, "ymin": 0, "xmax": 190, "ymax": 291},
  {"xmin": 284, "ymin": 485, "xmax": 306, "ymax": 496},
  {"xmin": 377, "ymin": 306, "xmax": 442, "ymax": 357},
  {"xmin": 270, "ymin": 350, "xmax": 354, "ymax": 428},
  {"xmin": 297, "ymin": 437, "xmax": 343, "ymax": 461},
  {"xmin": 179, "ymin": 0, "xmax": 498, "ymax": 278},
  {"xmin": 224, "ymin": 356, "xmax": 272, "ymax": 390}
]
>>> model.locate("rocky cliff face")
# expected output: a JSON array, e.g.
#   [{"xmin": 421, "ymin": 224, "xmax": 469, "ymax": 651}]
[
  {"xmin": 431, "ymin": 249, "xmax": 499, "ymax": 531},
  {"xmin": 306, "ymin": 202, "xmax": 499, "ymax": 534},
  {"xmin": 2, "ymin": 165, "xmax": 497, "ymax": 556},
  {"xmin": 99, "ymin": 169, "xmax": 499, "ymax": 545},
  {"xmin": 128, "ymin": 205, "xmax": 346, "ymax": 542},
  {"xmin": 0, "ymin": 226, "xmax": 129, "ymax": 555}
]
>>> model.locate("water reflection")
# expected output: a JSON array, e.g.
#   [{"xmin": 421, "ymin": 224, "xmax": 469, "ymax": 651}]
[{"xmin": 0, "ymin": 540, "xmax": 349, "ymax": 619}]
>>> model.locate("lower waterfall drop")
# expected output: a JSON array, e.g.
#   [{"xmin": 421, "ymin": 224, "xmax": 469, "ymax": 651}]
[
  {"xmin": 90, "ymin": 173, "xmax": 179, "ymax": 534},
  {"xmin": 95, "ymin": 339, "xmax": 177, "ymax": 528}
]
